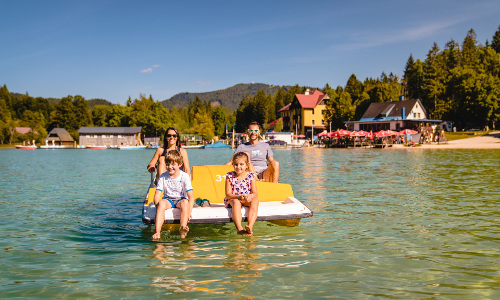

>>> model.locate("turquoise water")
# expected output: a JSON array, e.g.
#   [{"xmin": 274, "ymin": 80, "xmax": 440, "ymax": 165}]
[{"xmin": 0, "ymin": 148, "xmax": 499, "ymax": 299}]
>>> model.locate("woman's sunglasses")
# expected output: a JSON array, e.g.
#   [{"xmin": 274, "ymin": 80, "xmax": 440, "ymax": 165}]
[
  {"xmin": 248, "ymin": 129, "xmax": 259, "ymax": 133},
  {"xmin": 166, "ymin": 134, "xmax": 177, "ymax": 138}
]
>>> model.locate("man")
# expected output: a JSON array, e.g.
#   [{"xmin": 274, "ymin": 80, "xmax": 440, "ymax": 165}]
[{"xmin": 227, "ymin": 121, "xmax": 279, "ymax": 183}]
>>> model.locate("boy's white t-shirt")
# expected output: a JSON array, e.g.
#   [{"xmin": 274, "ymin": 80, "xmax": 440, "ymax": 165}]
[{"xmin": 156, "ymin": 171, "xmax": 193, "ymax": 199}]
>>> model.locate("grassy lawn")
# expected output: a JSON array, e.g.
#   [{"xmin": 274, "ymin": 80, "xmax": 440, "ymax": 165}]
[{"xmin": 444, "ymin": 131, "xmax": 491, "ymax": 141}]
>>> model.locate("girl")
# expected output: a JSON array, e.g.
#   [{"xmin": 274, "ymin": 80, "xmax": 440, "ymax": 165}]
[
  {"xmin": 147, "ymin": 127, "xmax": 190, "ymax": 177},
  {"xmin": 224, "ymin": 152, "xmax": 259, "ymax": 236}
]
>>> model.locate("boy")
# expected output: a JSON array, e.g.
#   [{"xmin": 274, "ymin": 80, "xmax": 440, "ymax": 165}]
[{"xmin": 152, "ymin": 150, "xmax": 194, "ymax": 239}]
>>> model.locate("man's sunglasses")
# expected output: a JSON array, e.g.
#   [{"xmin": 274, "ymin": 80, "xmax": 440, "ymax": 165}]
[
  {"xmin": 248, "ymin": 129, "xmax": 259, "ymax": 133},
  {"xmin": 166, "ymin": 134, "xmax": 177, "ymax": 138}
]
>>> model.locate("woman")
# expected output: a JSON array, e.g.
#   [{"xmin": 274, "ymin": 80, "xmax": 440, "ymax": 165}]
[{"xmin": 147, "ymin": 127, "xmax": 190, "ymax": 177}]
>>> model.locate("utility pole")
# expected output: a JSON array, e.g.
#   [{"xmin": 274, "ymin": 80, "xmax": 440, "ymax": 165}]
[{"xmin": 231, "ymin": 123, "xmax": 235, "ymax": 148}]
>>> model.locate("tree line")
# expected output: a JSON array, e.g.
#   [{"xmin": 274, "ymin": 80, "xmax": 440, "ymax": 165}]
[{"xmin": 1, "ymin": 26, "xmax": 498, "ymax": 145}]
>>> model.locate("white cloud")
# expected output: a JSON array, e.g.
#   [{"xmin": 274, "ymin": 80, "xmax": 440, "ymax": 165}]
[
  {"xmin": 140, "ymin": 65, "xmax": 160, "ymax": 73},
  {"xmin": 195, "ymin": 80, "xmax": 212, "ymax": 86},
  {"xmin": 332, "ymin": 17, "xmax": 473, "ymax": 51}
]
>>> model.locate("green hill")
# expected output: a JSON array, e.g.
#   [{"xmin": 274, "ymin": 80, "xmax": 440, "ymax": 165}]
[{"xmin": 161, "ymin": 83, "xmax": 291, "ymax": 110}]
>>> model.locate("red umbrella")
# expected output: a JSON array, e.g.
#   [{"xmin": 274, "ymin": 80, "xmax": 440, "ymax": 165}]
[
  {"xmin": 374, "ymin": 130, "xmax": 392, "ymax": 137},
  {"xmin": 350, "ymin": 130, "xmax": 370, "ymax": 137},
  {"xmin": 400, "ymin": 129, "xmax": 418, "ymax": 135},
  {"xmin": 318, "ymin": 131, "xmax": 329, "ymax": 137},
  {"xmin": 331, "ymin": 129, "xmax": 351, "ymax": 138},
  {"xmin": 386, "ymin": 130, "xmax": 401, "ymax": 136}
]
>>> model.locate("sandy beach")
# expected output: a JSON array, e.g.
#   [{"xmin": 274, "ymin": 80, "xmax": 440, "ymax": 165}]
[{"xmin": 394, "ymin": 131, "xmax": 500, "ymax": 149}]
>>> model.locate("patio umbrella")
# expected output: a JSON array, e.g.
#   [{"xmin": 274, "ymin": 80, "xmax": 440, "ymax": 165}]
[
  {"xmin": 350, "ymin": 130, "xmax": 370, "ymax": 137},
  {"xmin": 331, "ymin": 129, "xmax": 351, "ymax": 138},
  {"xmin": 318, "ymin": 131, "xmax": 329, "ymax": 137},
  {"xmin": 385, "ymin": 130, "xmax": 401, "ymax": 136},
  {"xmin": 399, "ymin": 129, "xmax": 418, "ymax": 135},
  {"xmin": 374, "ymin": 130, "xmax": 393, "ymax": 137}
]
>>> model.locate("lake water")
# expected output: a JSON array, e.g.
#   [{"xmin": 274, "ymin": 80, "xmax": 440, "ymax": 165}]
[{"xmin": 0, "ymin": 147, "xmax": 499, "ymax": 299}]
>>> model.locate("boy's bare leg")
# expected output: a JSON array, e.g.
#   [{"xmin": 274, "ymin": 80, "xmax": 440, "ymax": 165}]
[
  {"xmin": 231, "ymin": 200, "xmax": 247, "ymax": 235},
  {"xmin": 178, "ymin": 200, "xmax": 190, "ymax": 238},
  {"xmin": 244, "ymin": 199, "xmax": 259, "ymax": 236},
  {"xmin": 153, "ymin": 199, "xmax": 171, "ymax": 239}
]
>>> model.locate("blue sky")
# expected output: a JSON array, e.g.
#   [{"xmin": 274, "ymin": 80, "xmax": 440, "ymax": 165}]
[{"xmin": 1, "ymin": 0, "xmax": 499, "ymax": 105}]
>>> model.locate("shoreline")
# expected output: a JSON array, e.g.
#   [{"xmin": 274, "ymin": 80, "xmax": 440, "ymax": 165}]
[{"xmin": 392, "ymin": 131, "xmax": 500, "ymax": 150}]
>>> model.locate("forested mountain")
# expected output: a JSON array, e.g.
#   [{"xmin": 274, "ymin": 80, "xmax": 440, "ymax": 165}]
[
  {"xmin": 87, "ymin": 99, "xmax": 114, "ymax": 108},
  {"xmin": 161, "ymin": 83, "xmax": 291, "ymax": 110}
]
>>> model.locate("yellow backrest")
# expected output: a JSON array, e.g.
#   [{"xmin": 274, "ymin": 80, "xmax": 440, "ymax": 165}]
[
  {"xmin": 145, "ymin": 165, "xmax": 294, "ymax": 205},
  {"xmin": 191, "ymin": 165, "xmax": 294, "ymax": 203}
]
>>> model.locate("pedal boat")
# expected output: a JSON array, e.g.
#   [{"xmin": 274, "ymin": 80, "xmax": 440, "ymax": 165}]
[{"xmin": 142, "ymin": 165, "xmax": 313, "ymax": 228}]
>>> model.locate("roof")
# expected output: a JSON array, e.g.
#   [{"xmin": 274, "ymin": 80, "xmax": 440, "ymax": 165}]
[
  {"xmin": 78, "ymin": 127, "xmax": 142, "ymax": 134},
  {"xmin": 268, "ymin": 117, "xmax": 282, "ymax": 126},
  {"xmin": 294, "ymin": 90, "xmax": 329, "ymax": 109},
  {"xmin": 360, "ymin": 99, "xmax": 424, "ymax": 121},
  {"xmin": 278, "ymin": 103, "xmax": 291, "ymax": 112},
  {"xmin": 46, "ymin": 128, "xmax": 74, "ymax": 142}
]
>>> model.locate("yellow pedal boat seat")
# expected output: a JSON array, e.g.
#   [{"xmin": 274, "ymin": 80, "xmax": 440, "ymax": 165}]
[{"xmin": 145, "ymin": 165, "xmax": 294, "ymax": 205}]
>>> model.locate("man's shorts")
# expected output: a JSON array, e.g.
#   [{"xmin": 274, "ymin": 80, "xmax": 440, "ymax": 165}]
[{"xmin": 254, "ymin": 166, "xmax": 268, "ymax": 180}]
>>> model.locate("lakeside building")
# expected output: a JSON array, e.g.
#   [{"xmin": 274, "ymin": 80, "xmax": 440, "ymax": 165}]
[
  {"xmin": 78, "ymin": 127, "xmax": 142, "ymax": 147},
  {"xmin": 278, "ymin": 89, "xmax": 329, "ymax": 136},
  {"xmin": 345, "ymin": 98, "xmax": 442, "ymax": 132},
  {"xmin": 45, "ymin": 128, "xmax": 74, "ymax": 146}
]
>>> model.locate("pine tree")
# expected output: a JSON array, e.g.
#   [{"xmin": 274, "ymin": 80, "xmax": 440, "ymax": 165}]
[
  {"xmin": 461, "ymin": 29, "xmax": 479, "ymax": 69},
  {"xmin": 491, "ymin": 25, "xmax": 500, "ymax": 53},
  {"xmin": 423, "ymin": 42, "xmax": 446, "ymax": 119}
]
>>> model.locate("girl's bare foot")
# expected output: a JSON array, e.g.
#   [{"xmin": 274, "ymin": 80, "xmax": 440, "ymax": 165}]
[
  {"xmin": 245, "ymin": 225, "xmax": 253, "ymax": 236},
  {"xmin": 152, "ymin": 232, "xmax": 161, "ymax": 240},
  {"xmin": 179, "ymin": 225, "xmax": 189, "ymax": 238}
]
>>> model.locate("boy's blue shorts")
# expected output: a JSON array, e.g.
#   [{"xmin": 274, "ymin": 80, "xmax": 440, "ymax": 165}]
[{"xmin": 165, "ymin": 198, "xmax": 186, "ymax": 208}]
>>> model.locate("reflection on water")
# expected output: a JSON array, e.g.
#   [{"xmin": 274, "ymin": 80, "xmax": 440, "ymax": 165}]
[
  {"xmin": 150, "ymin": 238, "xmax": 264, "ymax": 298},
  {"xmin": 0, "ymin": 148, "xmax": 499, "ymax": 298}
]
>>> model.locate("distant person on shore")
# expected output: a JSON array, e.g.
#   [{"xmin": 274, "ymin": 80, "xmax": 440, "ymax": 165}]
[
  {"xmin": 147, "ymin": 127, "xmax": 190, "ymax": 178},
  {"xmin": 152, "ymin": 150, "xmax": 194, "ymax": 239},
  {"xmin": 224, "ymin": 152, "xmax": 259, "ymax": 236},
  {"xmin": 226, "ymin": 121, "xmax": 279, "ymax": 183}
]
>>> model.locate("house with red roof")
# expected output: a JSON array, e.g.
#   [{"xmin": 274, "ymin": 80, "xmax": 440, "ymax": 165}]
[{"xmin": 278, "ymin": 89, "xmax": 329, "ymax": 136}]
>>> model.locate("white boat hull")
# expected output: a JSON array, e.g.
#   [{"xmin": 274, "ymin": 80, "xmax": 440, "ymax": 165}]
[{"xmin": 142, "ymin": 196, "xmax": 312, "ymax": 225}]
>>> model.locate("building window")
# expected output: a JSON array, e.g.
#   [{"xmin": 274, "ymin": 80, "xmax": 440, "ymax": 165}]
[
  {"xmin": 321, "ymin": 119, "xmax": 325, "ymax": 125},
  {"xmin": 418, "ymin": 113, "xmax": 421, "ymax": 118},
  {"xmin": 311, "ymin": 109, "xmax": 315, "ymax": 115},
  {"xmin": 413, "ymin": 113, "xmax": 416, "ymax": 118},
  {"xmin": 312, "ymin": 120, "xmax": 315, "ymax": 125}
]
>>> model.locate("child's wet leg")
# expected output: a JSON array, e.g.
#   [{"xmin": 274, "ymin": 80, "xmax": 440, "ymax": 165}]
[
  {"xmin": 153, "ymin": 199, "xmax": 171, "ymax": 239},
  {"xmin": 231, "ymin": 200, "xmax": 247, "ymax": 235},
  {"xmin": 178, "ymin": 200, "xmax": 190, "ymax": 238},
  {"xmin": 245, "ymin": 199, "xmax": 259, "ymax": 236}
]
